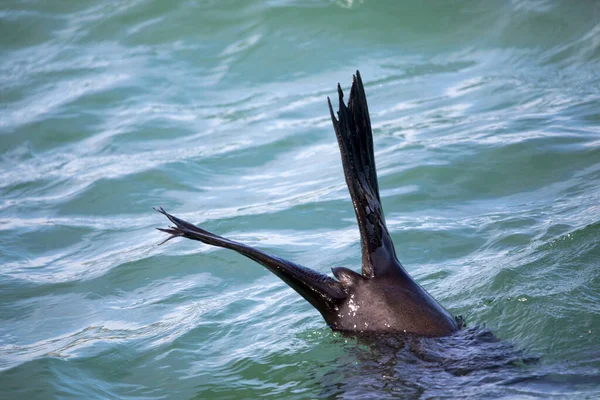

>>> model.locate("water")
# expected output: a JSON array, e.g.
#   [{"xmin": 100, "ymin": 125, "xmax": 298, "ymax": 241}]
[{"xmin": 1, "ymin": 0, "xmax": 600, "ymax": 398}]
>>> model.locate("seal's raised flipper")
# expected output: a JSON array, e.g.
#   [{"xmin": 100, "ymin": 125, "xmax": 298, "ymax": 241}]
[
  {"xmin": 154, "ymin": 207, "xmax": 346, "ymax": 316},
  {"xmin": 328, "ymin": 71, "xmax": 402, "ymax": 278}
]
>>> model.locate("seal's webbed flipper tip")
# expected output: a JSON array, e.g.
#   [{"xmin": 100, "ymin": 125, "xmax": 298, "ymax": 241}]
[
  {"xmin": 156, "ymin": 227, "xmax": 183, "ymax": 246},
  {"xmin": 327, "ymin": 96, "xmax": 338, "ymax": 126},
  {"xmin": 354, "ymin": 69, "xmax": 362, "ymax": 83},
  {"xmin": 337, "ymin": 83, "xmax": 344, "ymax": 104}
]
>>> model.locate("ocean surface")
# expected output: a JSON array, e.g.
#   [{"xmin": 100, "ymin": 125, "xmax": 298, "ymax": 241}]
[{"xmin": 1, "ymin": 0, "xmax": 600, "ymax": 398}]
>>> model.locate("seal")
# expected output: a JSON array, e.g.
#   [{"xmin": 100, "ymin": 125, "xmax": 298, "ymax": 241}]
[{"xmin": 156, "ymin": 71, "xmax": 461, "ymax": 337}]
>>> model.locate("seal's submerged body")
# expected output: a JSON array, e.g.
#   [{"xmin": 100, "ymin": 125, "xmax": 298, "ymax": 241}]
[{"xmin": 157, "ymin": 71, "xmax": 460, "ymax": 337}]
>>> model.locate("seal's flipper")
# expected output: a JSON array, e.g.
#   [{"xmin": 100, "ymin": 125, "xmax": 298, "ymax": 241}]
[
  {"xmin": 154, "ymin": 207, "xmax": 346, "ymax": 314},
  {"xmin": 328, "ymin": 71, "xmax": 402, "ymax": 278}
]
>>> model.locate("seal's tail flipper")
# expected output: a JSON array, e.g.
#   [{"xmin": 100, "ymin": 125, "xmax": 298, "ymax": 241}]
[
  {"xmin": 328, "ymin": 71, "xmax": 401, "ymax": 278},
  {"xmin": 154, "ymin": 207, "xmax": 346, "ymax": 310}
]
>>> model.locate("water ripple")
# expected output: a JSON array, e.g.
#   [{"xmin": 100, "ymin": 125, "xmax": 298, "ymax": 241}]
[{"xmin": 2, "ymin": 0, "xmax": 600, "ymax": 398}]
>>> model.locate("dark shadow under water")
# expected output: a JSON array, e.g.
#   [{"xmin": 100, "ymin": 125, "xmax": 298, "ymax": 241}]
[{"xmin": 312, "ymin": 326, "xmax": 577, "ymax": 399}]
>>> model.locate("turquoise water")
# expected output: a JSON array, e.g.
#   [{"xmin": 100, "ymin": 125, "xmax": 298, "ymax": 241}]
[{"xmin": 1, "ymin": 0, "xmax": 600, "ymax": 398}]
